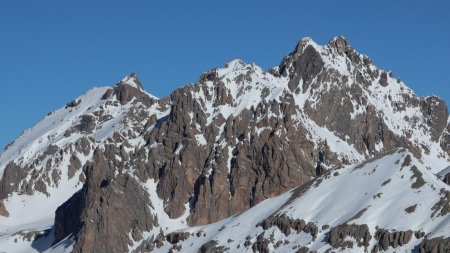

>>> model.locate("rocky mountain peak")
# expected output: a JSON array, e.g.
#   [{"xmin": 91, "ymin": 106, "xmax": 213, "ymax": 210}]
[
  {"xmin": 292, "ymin": 37, "xmax": 315, "ymax": 54},
  {"xmin": 222, "ymin": 59, "xmax": 247, "ymax": 71},
  {"xmin": 327, "ymin": 36, "xmax": 352, "ymax": 54},
  {"xmin": 119, "ymin": 72, "xmax": 144, "ymax": 90},
  {"xmin": 100, "ymin": 73, "xmax": 156, "ymax": 106},
  {"xmin": 205, "ymin": 59, "xmax": 258, "ymax": 82}
]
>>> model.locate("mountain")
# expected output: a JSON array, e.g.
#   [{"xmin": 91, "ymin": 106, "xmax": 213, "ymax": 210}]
[{"xmin": 0, "ymin": 36, "xmax": 449, "ymax": 253}]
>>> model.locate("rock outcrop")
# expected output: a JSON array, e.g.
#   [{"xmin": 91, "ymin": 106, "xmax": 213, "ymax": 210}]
[
  {"xmin": 260, "ymin": 214, "xmax": 318, "ymax": 239},
  {"xmin": 0, "ymin": 162, "xmax": 28, "ymax": 200},
  {"xmin": 441, "ymin": 123, "xmax": 450, "ymax": 156},
  {"xmin": 0, "ymin": 200, "xmax": 9, "ymax": 217},
  {"xmin": 372, "ymin": 229, "xmax": 415, "ymax": 252},
  {"xmin": 59, "ymin": 148, "xmax": 158, "ymax": 252},
  {"xmin": 419, "ymin": 237, "xmax": 450, "ymax": 253},
  {"xmin": 328, "ymin": 224, "xmax": 372, "ymax": 250}
]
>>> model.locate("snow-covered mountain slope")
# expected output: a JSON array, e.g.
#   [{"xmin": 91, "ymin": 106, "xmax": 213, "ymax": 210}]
[
  {"xmin": 0, "ymin": 74, "xmax": 169, "ymax": 253},
  {"xmin": 146, "ymin": 150, "xmax": 450, "ymax": 252},
  {"xmin": 0, "ymin": 36, "xmax": 449, "ymax": 253}
]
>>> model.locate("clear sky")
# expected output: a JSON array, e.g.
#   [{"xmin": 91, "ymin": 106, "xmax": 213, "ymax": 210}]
[{"xmin": 1, "ymin": 1, "xmax": 449, "ymax": 150}]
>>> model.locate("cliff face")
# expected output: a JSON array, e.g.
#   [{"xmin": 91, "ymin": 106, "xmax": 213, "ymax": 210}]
[
  {"xmin": 98, "ymin": 150, "xmax": 449, "ymax": 253},
  {"xmin": 0, "ymin": 37, "xmax": 449, "ymax": 253}
]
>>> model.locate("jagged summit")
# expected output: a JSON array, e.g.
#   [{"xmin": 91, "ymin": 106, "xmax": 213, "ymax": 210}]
[
  {"xmin": 292, "ymin": 36, "xmax": 317, "ymax": 55},
  {"xmin": 291, "ymin": 35, "xmax": 353, "ymax": 56},
  {"xmin": 104, "ymin": 73, "xmax": 158, "ymax": 106},
  {"xmin": 119, "ymin": 72, "xmax": 144, "ymax": 90},
  {"xmin": 223, "ymin": 59, "xmax": 247, "ymax": 69},
  {"xmin": 327, "ymin": 35, "xmax": 352, "ymax": 53},
  {"xmin": 187, "ymin": 37, "xmax": 448, "ymax": 167}
]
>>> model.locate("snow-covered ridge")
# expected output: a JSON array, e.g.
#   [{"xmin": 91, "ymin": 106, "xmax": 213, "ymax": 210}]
[
  {"xmin": 121, "ymin": 73, "xmax": 143, "ymax": 89},
  {"xmin": 0, "ymin": 76, "xmax": 168, "ymax": 253},
  {"xmin": 148, "ymin": 150, "xmax": 450, "ymax": 252},
  {"xmin": 186, "ymin": 37, "xmax": 449, "ymax": 172},
  {"xmin": 0, "ymin": 75, "xmax": 161, "ymax": 177},
  {"xmin": 0, "ymin": 87, "xmax": 109, "ymax": 176},
  {"xmin": 192, "ymin": 58, "xmax": 289, "ymax": 123}
]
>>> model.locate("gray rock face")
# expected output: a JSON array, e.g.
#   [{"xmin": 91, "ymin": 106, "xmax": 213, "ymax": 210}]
[
  {"xmin": 53, "ymin": 188, "xmax": 85, "ymax": 244},
  {"xmin": 281, "ymin": 41, "xmax": 325, "ymax": 92},
  {"xmin": 0, "ymin": 200, "xmax": 8, "ymax": 217}
]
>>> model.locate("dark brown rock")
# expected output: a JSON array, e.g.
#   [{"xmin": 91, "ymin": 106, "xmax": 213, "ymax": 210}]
[
  {"xmin": 431, "ymin": 188, "xmax": 450, "ymax": 218},
  {"xmin": 329, "ymin": 36, "xmax": 351, "ymax": 55},
  {"xmin": 443, "ymin": 172, "xmax": 450, "ymax": 185},
  {"xmin": 374, "ymin": 229, "xmax": 413, "ymax": 251},
  {"xmin": 328, "ymin": 224, "xmax": 371, "ymax": 250},
  {"xmin": 53, "ymin": 189, "xmax": 85, "ymax": 244},
  {"xmin": 419, "ymin": 237, "xmax": 450, "ymax": 253},
  {"xmin": 113, "ymin": 74, "xmax": 155, "ymax": 106},
  {"xmin": 75, "ymin": 115, "xmax": 96, "ymax": 134},
  {"xmin": 65, "ymin": 99, "xmax": 81, "ymax": 108},
  {"xmin": 379, "ymin": 72, "xmax": 389, "ymax": 87},
  {"xmin": 405, "ymin": 204, "xmax": 417, "ymax": 213},
  {"xmin": 166, "ymin": 232, "xmax": 190, "ymax": 244},
  {"xmin": 296, "ymin": 246, "xmax": 310, "ymax": 253},
  {"xmin": 0, "ymin": 200, "xmax": 9, "ymax": 217},
  {"xmin": 280, "ymin": 43, "xmax": 325, "ymax": 92},
  {"xmin": 410, "ymin": 165, "xmax": 426, "ymax": 189},
  {"xmin": 402, "ymin": 154, "xmax": 412, "ymax": 168},
  {"xmin": 252, "ymin": 232, "xmax": 270, "ymax": 253},
  {"xmin": 54, "ymin": 148, "xmax": 158, "ymax": 253},
  {"xmin": 67, "ymin": 154, "xmax": 82, "ymax": 179},
  {"xmin": 260, "ymin": 214, "xmax": 318, "ymax": 239},
  {"xmin": 198, "ymin": 240, "xmax": 228, "ymax": 253},
  {"xmin": 420, "ymin": 96, "xmax": 449, "ymax": 142},
  {"xmin": 416, "ymin": 231, "xmax": 426, "ymax": 239},
  {"xmin": 142, "ymin": 84, "xmax": 321, "ymax": 226},
  {"xmin": 0, "ymin": 162, "xmax": 28, "ymax": 200},
  {"xmin": 101, "ymin": 88, "xmax": 114, "ymax": 100},
  {"xmin": 440, "ymin": 123, "xmax": 450, "ymax": 156},
  {"xmin": 348, "ymin": 207, "xmax": 368, "ymax": 221}
]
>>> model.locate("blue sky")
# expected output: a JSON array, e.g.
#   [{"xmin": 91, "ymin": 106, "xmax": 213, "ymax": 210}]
[{"xmin": 1, "ymin": 1, "xmax": 449, "ymax": 150}]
